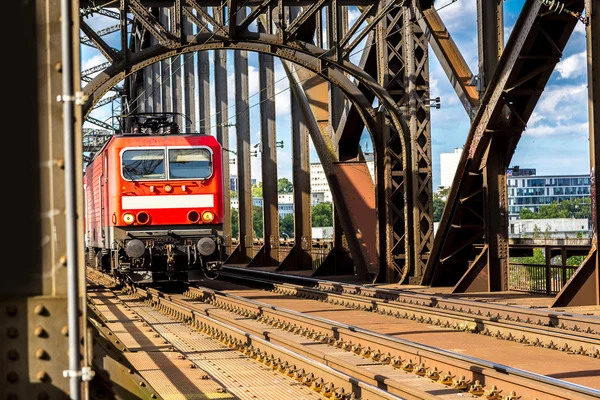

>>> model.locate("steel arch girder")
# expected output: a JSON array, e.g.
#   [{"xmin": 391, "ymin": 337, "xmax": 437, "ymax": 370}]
[{"xmin": 81, "ymin": 33, "xmax": 411, "ymax": 279}]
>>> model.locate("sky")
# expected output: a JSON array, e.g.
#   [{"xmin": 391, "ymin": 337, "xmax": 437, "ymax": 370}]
[{"xmin": 82, "ymin": 0, "xmax": 591, "ymax": 189}]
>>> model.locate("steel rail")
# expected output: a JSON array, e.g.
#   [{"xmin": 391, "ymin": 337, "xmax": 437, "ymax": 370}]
[
  {"xmin": 221, "ymin": 266, "xmax": 600, "ymax": 334},
  {"xmin": 218, "ymin": 269, "xmax": 600, "ymax": 358},
  {"xmin": 182, "ymin": 284, "xmax": 600, "ymax": 400},
  {"xmin": 151, "ymin": 288, "xmax": 467, "ymax": 400},
  {"xmin": 130, "ymin": 286, "xmax": 405, "ymax": 400}
]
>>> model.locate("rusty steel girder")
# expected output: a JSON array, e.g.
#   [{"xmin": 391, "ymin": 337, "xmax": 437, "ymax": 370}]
[
  {"xmin": 81, "ymin": 1, "xmax": 415, "ymax": 280},
  {"xmin": 553, "ymin": 0, "xmax": 600, "ymax": 307},
  {"xmin": 422, "ymin": 0, "xmax": 585, "ymax": 293}
]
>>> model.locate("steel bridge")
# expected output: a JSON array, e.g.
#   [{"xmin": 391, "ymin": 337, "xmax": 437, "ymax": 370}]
[{"xmin": 4, "ymin": 0, "xmax": 600, "ymax": 398}]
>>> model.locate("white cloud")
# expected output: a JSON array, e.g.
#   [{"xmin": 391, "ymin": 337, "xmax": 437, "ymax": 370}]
[
  {"xmin": 525, "ymin": 122, "xmax": 589, "ymax": 138},
  {"xmin": 437, "ymin": 0, "xmax": 477, "ymax": 30},
  {"xmin": 535, "ymin": 84, "xmax": 587, "ymax": 119},
  {"xmin": 556, "ymin": 52, "xmax": 587, "ymax": 79}
]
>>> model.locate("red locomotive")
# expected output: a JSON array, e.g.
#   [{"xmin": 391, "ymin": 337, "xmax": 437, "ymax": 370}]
[{"xmin": 84, "ymin": 114, "xmax": 224, "ymax": 283}]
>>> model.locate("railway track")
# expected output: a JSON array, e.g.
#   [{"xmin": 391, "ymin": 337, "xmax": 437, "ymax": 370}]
[
  {"xmin": 179, "ymin": 284, "xmax": 600, "ymax": 400},
  {"xmin": 87, "ymin": 268, "xmax": 600, "ymax": 400},
  {"xmin": 87, "ymin": 269, "xmax": 403, "ymax": 400},
  {"xmin": 219, "ymin": 267, "xmax": 600, "ymax": 358}
]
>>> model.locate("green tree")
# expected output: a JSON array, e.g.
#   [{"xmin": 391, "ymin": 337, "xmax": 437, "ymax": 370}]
[
  {"xmin": 519, "ymin": 207, "xmax": 536, "ymax": 219},
  {"xmin": 252, "ymin": 182, "xmax": 263, "ymax": 197},
  {"xmin": 433, "ymin": 193, "xmax": 445, "ymax": 222},
  {"xmin": 278, "ymin": 178, "xmax": 293, "ymax": 194},
  {"xmin": 230, "ymin": 190, "xmax": 238, "ymax": 198},
  {"xmin": 252, "ymin": 205, "xmax": 263, "ymax": 238},
  {"xmin": 231, "ymin": 208, "xmax": 239, "ymax": 238},
  {"xmin": 279, "ymin": 214, "xmax": 294, "ymax": 238},
  {"xmin": 312, "ymin": 202, "xmax": 333, "ymax": 227},
  {"xmin": 519, "ymin": 198, "xmax": 591, "ymax": 220}
]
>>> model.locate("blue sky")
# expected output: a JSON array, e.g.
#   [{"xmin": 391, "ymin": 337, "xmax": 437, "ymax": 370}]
[{"xmin": 82, "ymin": 0, "xmax": 590, "ymax": 188}]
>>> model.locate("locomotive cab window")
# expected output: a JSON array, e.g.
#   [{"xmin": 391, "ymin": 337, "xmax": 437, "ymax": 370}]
[
  {"xmin": 168, "ymin": 148, "xmax": 212, "ymax": 179},
  {"xmin": 122, "ymin": 149, "xmax": 166, "ymax": 180}
]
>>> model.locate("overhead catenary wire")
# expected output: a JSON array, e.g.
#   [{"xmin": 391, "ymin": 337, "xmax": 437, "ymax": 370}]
[
  {"xmin": 200, "ymin": 0, "xmax": 460, "ymax": 132},
  {"xmin": 88, "ymin": 0, "xmax": 459, "ymax": 130}
]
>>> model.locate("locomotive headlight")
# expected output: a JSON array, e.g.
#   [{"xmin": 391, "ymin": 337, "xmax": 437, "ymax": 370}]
[
  {"xmin": 122, "ymin": 213, "xmax": 135, "ymax": 225},
  {"xmin": 164, "ymin": 184, "xmax": 172, "ymax": 192},
  {"xmin": 201, "ymin": 211, "xmax": 215, "ymax": 223}
]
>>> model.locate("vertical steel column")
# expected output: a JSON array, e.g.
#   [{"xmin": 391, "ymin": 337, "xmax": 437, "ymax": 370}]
[
  {"xmin": 152, "ymin": 9, "xmax": 161, "ymax": 114},
  {"xmin": 477, "ymin": 0, "xmax": 504, "ymax": 95},
  {"xmin": 376, "ymin": 11, "xmax": 394, "ymax": 282},
  {"xmin": 553, "ymin": 0, "xmax": 600, "ymax": 306},
  {"xmin": 231, "ymin": 7, "xmax": 253, "ymax": 263},
  {"xmin": 145, "ymin": 63, "xmax": 154, "ymax": 112},
  {"xmin": 214, "ymin": 7, "xmax": 231, "ymax": 252},
  {"xmin": 198, "ymin": 50, "xmax": 211, "ymax": 133},
  {"xmin": 0, "ymin": 1, "xmax": 78, "ymax": 397},
  {"xmin": 277, "ymin": 5, "xmax": 312, "ymax": 271},
  {"xmin": 172, "ymin": 55, "xmax": 183, "ymax": 129},
  {"xmin": 183, "ymin": 16, "xmax": 196, "ymax": 131},
  {"xmin": 160, "ymin": 9, "xmax": 171, "ymax": 113},
  {"xmin": 404, "ymin": 6, "xmax": 433, "ymax": 284},
  {"xmin": 328, "ymin": 3, "xmax": 347, "ymax": 136},
  {"xmin": 289, "ymin": 92, "xmax": 313, "ymax": 269},
  {"xmin": 259, "ymin": 41, "xmax": 280, "ymax": 266}
]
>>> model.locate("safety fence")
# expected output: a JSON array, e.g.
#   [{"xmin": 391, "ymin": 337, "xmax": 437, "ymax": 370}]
[{"xmin": 509, "ymin": 263, "xmax": 578, "ymax": 295}]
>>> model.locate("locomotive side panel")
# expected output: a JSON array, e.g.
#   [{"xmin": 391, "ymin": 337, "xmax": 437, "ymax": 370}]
[{"xmin": 85, "ymin": 151, "xmax": 108, "ymax": 249}]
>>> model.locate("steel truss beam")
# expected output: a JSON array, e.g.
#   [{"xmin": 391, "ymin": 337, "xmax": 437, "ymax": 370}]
[
  {"xmin": 553, "ymin": 0, "xmax": 600, "ymax": 307},
  {"xmin": 422, "ymin": 0, "xmax": 585, "ymax": 293},
  {"xmin": 3, "ymin": 0, "xmax": 87, "ymax": 397},
  {"xmin": 81, "ymin": 2, "xmax": 414, "ymax": 279},
  {"xmin": 414, "ymin": 2, "xmax": 478, "ymax": 118}
]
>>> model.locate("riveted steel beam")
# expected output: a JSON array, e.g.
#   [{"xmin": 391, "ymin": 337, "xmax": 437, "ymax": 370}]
[
  {"xmin": 553, "ymin": 0, "xmax": 600, "ymax": 307},
  {"xmin": 477, "ymin": 0, "xmax": 503, "ymax": 95},
  {"xmin": 80, "ymin": 21, "xmax": 121, "ymax": 62},
  {"xmin": 284, "ymin": 61, "xmax": 378, "ymax": 279},
  {"xmin": 213, "ymin": 7, "xmax": 232, "ymax": 253},
  {"xmin": 258, "ymin": 49, "xmax": 280, "ymax": 266},
  {"xmin": 228, "ymin": 7, "xmax": 254, "ymax": 264},
  {"xmin": 278, "ymin": 87, "xmax": 314, "ymax": 271},
  {"xmin": 2, "ymin": 0, "xmax": 85, "ymax": 397},
  {"xmin": 422, "ymin": 0, "xmax": 585, "ymax": 292},
  {"xmin": 414, "ymin": 2, "xmax": 478, "ymax": 119},
  {"xmin": 183, "ymin": 14, "xmax": 196, "ymax": 131}
]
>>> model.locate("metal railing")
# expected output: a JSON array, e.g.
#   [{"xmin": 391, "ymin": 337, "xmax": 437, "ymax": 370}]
[{"xmin": 509, "ymin": 263, "xmax": 577, "ymax": 294}]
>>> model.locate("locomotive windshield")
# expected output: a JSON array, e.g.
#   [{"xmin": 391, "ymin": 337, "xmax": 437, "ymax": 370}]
[
  {"xmin": 121, "ymin": 147, "xmax": 212, "ymax": 181},
  {"xmin": 168, "ymin": 148, "xmax": 212, "ymax": 179},
  {"xmin": 122, "ymin": 149, "xmax": 166, "ymax": 180}
]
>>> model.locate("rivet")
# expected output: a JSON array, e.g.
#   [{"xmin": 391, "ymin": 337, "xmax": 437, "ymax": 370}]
[
  {"xmin": 7, "ymin": 349, "xmax": 19, "ymax": 361},
  {"xmin": 61, "ymin": 326, "xmax": 69, "ymax": 336},
  {"xmin": 36, "ymin": 371, "xmax": 49, "ymax": 382},
  {"xmin": 150, "ymin": 394, "xmax": 157, "ymax": 399},
  {"xmin": 36, "ymin": 349, "xmax": 48, "ymax": 360},
  {"xmin": 34, "ymin": 305, "xmax": 48, "ymax": 316},
  {"xmin": 7, "ymin": 327, "xmax": 18, "ymax": 338},
  {"xmin": 56, "ymin": 158, "xmax": 65, "ymax": 169},
  {"xmin": 6, "ymin": 305, "xmax": 18, "ymax": 316},
  {"xmin": 128, "ymin": 369, "xmax": 133, "ymax": 374},
  {"xmin": 7, "ymin": 371, "xmax": 18, "ymax": 383},
  {"xmin": 55, "ymin": 62, "xmax": 62, "ymax": 72},
  {"xmin": 138, "ymin": 381, "xmax": 145, "ymax": 387},
  {"xmin": 34, "ymin": 327, "xmax": 47, "ymax": 337},
  {"xmin": 59, "ymin": 255, "xmax": 67, "ymax": 266}
]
